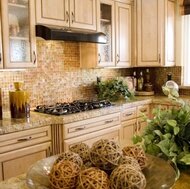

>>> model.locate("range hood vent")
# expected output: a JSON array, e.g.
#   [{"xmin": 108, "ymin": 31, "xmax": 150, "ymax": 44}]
[{"xmin": 36, "ymin": 25, "xmax": 107, "ymax": 44}]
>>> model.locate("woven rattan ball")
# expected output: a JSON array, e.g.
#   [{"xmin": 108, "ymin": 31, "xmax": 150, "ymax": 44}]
[
  {"xmin": 119, "ymin": 155, "xmax": 141, "ymax": 171},
  {"xmin": 76, "ymin": 167, "xmax": 110, "ymax": 189},
  {"xmin": 70, "ymin": 142, "xmax": 90, "ymax": 163},
  {"xmin": 90, "ymin": 139, "xmax": 122, "ymax": 171},
  {"xmin": 55, "ymin": 151, "xmax": 83, "ymax": 168},
  {"xmin": 110, "ymin": 164, "xmax": 146, "ymax": 189},
  {"xmin": 122, "ymin": 145, "xmax": 148, "ymax": 170},
  {"xmin": 49, "ymin": 160, "xmax": 80, "ymax": 189}
]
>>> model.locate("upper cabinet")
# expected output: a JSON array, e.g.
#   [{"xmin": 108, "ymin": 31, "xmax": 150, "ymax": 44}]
[
  {"xmin": 35, "ymin": 0, "xmax": 96, "ymax": 31},
  {"xmin": 135, "ymin": 0, "xmax": 175, "ymax": 67},
  {"xmin": 1, "ymin": 0, "xmax": 37, "ymax": 69},
  {"xmin": 80, "ymin": 0, "xmax": 132, "ymax": 68},
  {"xmin": 115, "ymin": 2, "xmax": 131, "ymax": 67},
  {"xmin": 0, "ymin": 13, "xmax": 3, "ymax": 69}
]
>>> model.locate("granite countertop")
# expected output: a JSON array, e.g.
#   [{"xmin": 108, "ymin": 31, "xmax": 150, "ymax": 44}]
[{"xmin": 1, "ymin": 95, "xmax": 189, "ymax": 135}]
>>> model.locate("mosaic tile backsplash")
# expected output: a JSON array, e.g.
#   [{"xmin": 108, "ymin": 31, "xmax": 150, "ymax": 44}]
[{"xmin": 0, "ymin": 40, "xmax": 187, "ymax": 112}]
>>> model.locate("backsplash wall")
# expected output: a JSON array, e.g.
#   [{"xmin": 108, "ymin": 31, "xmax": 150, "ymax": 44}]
[
  {"xmin": 0, "ymin": 40, "xmax": 186, "ymax": 112},
  {"xmin": 0, "ymin": 41, "xmax": 131, "ymax": 111}
]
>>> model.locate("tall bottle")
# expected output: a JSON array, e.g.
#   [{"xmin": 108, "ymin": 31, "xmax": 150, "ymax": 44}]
[
  {"xmin": 137, "ymin": 71, "xmax": 144, "ymax": 91},
  {"xmin": 133, "ymin": 71, "xmax": 137, "ymax": 90}
]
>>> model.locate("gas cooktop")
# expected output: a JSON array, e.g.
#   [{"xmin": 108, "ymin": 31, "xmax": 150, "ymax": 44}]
[{"xmin": 34, "ymin": 100, "xmax": 114, "ymax": 116}]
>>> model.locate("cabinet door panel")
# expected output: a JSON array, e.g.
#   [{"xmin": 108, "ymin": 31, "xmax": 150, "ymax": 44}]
[
  {"xmin": 121, "ymin": 119, "xmax": 136, "ymax": 141},
  {"xmin": 0, "ymin": 142, "xmax": 51, "ymax": 181},
  {"xmin": 36, "ymin": 0, "xmax": 69, "ymax": 27},
  {"xmin": 116, "ymin": 2, "xmax": 131, "ymax": 67},
  {"xmin": 136, "ymin": 0, "xmax": 162, "ymax": 66},
  {"xmin": 70, "ymin": 0, "xmax": 96, "ymax": 30}
]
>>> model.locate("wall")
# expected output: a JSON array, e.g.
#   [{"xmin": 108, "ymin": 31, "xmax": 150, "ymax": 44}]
[
  {"xmin": 0, "ymin": 40, "xmax": 187, "ymax": 112},
  {"xmin": 0, "ymin": 41, "xmax": 131, "ymax": 111}
]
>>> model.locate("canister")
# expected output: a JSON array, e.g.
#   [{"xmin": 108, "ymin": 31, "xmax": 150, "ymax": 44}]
[{"xmin": 9, "ymin": 82, "xmax": 30, "ymax": 119}]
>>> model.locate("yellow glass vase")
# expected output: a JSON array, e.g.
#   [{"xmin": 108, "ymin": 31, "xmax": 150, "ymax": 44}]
[{"xmin": 9, "ymin": 82, "xmax": 30, "ymax": 118}]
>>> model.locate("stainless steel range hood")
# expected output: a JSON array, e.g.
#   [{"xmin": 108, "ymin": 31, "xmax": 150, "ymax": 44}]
[{"xmin": 36, "ymin": 25, "xmax": 107, "ymax": 44}]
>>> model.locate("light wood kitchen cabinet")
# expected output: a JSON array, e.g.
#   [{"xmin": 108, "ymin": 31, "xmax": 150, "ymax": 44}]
[
  {"xmin": 0, "ymin": 0, "xmax": 37, "ymax": 68},
  {"xmin": 136, "ymin": 104, "xmax": 150, "ymax": 135},
  {"xmin": 51, "ymin": 112, "xmax": 121, "ymax": 153},
  {"xmin": 115, "ymin": 1, "xmax": 131, "ymax": 67},
  {"xmin": 135, "ymin": 0, "xmax": 175, "ymax": 67},
  {"xmin": 0, "ymin": 14, "xmax": 2, "ymax": 68},
  {"xmin": 121, "ymin": 104, "xmax": 150, "ymax": 140},
  {"xmin": 121, "ymin": 107, "xmax": 137, "ymax": 140},
  {"xmin": 35, "ymin": 0, "xmax": 96, "ymax": 31},
  {"xmin": 80, "ymin": 0, "xmax": 132, "ymax": 68},
  {"xmin": 0, "ymin": 126, "xmax": 52, "ymax": 181}
]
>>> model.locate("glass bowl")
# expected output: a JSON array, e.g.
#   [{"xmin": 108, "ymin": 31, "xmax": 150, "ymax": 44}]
[{"xmin": 26, "ymin": 154, "xmax": 176, "ymax": 189}]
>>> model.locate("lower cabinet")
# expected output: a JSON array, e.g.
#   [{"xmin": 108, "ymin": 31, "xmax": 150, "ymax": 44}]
[
  {"xmin": 0, "ymin": 126, "xmax": 52, "ymax": 181},
  {"xmin": 121, "ymin": 104, "xmax": 150, "ymax": 141},
  {"xmin": 51, "ymin": 112, "xmax": 121, "ymax": 154}
]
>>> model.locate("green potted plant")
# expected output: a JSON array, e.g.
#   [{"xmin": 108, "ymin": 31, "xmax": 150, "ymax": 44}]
[
  {"xmin": 133, "ymin": 87, "xmax": 190, "ymax": 177},
  {"xmin": 96, "ymin": 77, "xmax": 135, "ymax": 101}
]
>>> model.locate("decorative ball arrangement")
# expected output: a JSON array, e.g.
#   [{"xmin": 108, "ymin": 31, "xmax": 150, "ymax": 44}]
[
  {"xmin": 49, "ymin": 160, "xmax": 80, "ymax": 189},
  {"xmin": 70, "ymin": 142, "xmax": 90, "ymax": 163},
  {"xmin": 76, "ymin": 167, "xmax": 110, "ymax": 189},
  {"xmin": 90, "ymin": 139, "xmax": 122, "ymax": 171},
  {"xmin": 55, "ymin": 151, "xmax": 83, "ymax": 168},
  {"xmin": 119, "ymin": 155, "xmax": 141, "ymax": 171},
  {"xmin": 48, "ymin": 140, "xmax": 148, "ymax": 189},
  {"xmin": 122, "ymin": 145, "xmax": 148, "ymax": 170},
  {"xmin": 110, "ymin": 164, "xmax": 146, "ymax": 189}
]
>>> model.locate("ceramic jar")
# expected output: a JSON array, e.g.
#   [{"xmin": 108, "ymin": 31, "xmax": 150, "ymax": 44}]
[{"xmin": 9, "ymin": 82, "xmax": 30, "ymax": 119}]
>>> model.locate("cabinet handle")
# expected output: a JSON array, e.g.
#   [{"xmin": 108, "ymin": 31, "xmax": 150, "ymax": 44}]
[
  {"xmin": 0, "ymin": 53, "xmax": 1, "ymax": 63},
  {"xmin": 98, "ymin": 53, "xmax": 101, "ymax": 63},
  {"xmin": 117, "ymin": 54, "xmax": 120, "ymax": 63},
  {"xmin": 17, "ymin": 136, "xmax": 32, "ymax": 142},
  {"xmin": 159, "ymin": 54, "xmax": 161, "ymax": 63},
  {"xmin": 72, "ymin": 12, "xmax": 75, "ymax": 23},
  {"xmin": 105, "ymin": 119, "xmax": 113, "ymax": 123},
  {"xmin": 140, "ymin": 108, "xmax": 147, "ymax": 113},
  {"xmin": 33, "ymin": 51, "xmax": 36, "ymax": 64},
  {"xmin": 134, "ymin": 122, "xmax": 137, "ymax": 132},
  {"xmin": 75, "ymin": 126, "xmax": 86, "ymax": 131},
  {"xmin": 124, "ymin": 113, "xmax": 132, "ymax": 117},
  {"xmin": 66, "ymin": 11, "xmax": 69, "ymax": 23}
]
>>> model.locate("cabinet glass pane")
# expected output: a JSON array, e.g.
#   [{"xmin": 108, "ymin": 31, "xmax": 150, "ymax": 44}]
[
  {"xmin": 8, "ymin": 0, "xmax": 31, "ymax": 62},
  {"xmin": 99, "ymin": 3, "xmax": 113, "ymax": 63}
]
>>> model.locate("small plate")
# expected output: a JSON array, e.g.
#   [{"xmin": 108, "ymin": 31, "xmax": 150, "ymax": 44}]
[{"xmin": 26, "ymin": 154, "xmax": 176, "ymax": 189}]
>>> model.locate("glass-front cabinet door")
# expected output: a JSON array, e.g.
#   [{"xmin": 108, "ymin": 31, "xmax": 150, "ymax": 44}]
[
  {"xmin": 1, "ymin": 0, "xmax": 36, "ymax": 68},
  {"xmin": 97, "ymin": 0, "xmax": 115, "ymax": 67}
]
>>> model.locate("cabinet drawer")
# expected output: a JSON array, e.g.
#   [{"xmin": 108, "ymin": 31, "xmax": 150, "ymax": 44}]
[
  {"xmin": 0, "ymin": 126, "xmax": 51, "ymax": 154},
  {"xmin": 121, "ymin": 107, "xmax": 136, "ymax": 121},
  {"xmin": 137, "ymin": 104, "xmax": 150, "ymax": 117},
  {"xmin": 63, "ymin": 112, "xmax": 121, "ymax": 139},
  {"xmin": 64, "ymin": 125, "xmax": 121, "ymax": 151}
]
